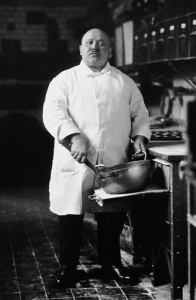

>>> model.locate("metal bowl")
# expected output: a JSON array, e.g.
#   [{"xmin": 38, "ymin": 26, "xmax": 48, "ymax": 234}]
[{"xmin": 95, "ymin": 160, "xmax": 152, "ymax": 194}]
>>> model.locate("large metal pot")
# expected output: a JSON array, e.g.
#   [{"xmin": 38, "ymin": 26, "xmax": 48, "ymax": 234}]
[{"xmin": 86, "ymin": 153, "xmax": 152, "ymax": 194}]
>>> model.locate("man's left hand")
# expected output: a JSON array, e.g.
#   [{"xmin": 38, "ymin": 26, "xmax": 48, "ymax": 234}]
[{"xmin": 133, "ymin": 135, "xmax": 148, "ymax": 155}]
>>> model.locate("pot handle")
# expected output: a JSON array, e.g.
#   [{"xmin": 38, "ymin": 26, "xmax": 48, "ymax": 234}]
[
  {"xmin": 143, "ymin": 151, "xmax": 147, "ymax": 160},
  {"xmin": 85, "ymin": 159, "xmax": 97, "ymax": 173},
  {"xmin": 89, "ymin": 193, "xmax": 103, "ymax": 206},
  {"xmin": 132, "ymin": 150, "xmax": 147, "ymax": 161}
]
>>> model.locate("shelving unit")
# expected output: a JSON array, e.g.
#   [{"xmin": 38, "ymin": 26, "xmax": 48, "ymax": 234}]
[{"xmin": 110, "ymin": 0, "xmax": 196, "ymax": 68}]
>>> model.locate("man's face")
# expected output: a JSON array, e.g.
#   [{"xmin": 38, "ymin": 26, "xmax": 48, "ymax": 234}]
[{"xmin": 79, "ymin": 29, "xmax": 112, "ymax": 71}]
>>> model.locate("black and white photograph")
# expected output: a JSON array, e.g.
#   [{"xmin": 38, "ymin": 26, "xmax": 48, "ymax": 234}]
[{"xmin": 0, "ymin": 0, "xmax": 196, "ymax": 299}]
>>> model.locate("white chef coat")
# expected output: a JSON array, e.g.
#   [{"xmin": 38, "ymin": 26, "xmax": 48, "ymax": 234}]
[{"xmin": 43, "ymin": 61, "xmax": 151, "ymax": 215}]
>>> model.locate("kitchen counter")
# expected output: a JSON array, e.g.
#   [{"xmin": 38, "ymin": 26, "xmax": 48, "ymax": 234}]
[{"xmin": 148, "ymin": 141, "xmax": 187, "ymax": 161}]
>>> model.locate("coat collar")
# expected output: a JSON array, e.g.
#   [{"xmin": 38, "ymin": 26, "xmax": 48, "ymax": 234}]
[{"xmin": 79, "ymin": 60, "xmax": 111, "ymax": 77}]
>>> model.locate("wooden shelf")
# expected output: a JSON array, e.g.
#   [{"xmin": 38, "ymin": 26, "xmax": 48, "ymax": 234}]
[
  {"xmin": 91, "ymin": 183, "xmax": 169, "ymax": 200},
  {"xmin": 88, "ymin": 184, "xmax": 169, "ymax": 213}
]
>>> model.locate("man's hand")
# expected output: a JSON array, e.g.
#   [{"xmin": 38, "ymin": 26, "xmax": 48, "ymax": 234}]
[
  {"xmin": 70, "ymin": 134, "xmax": 89, "ymax": 163},
  {"xmin": 133, "ymin": 135, "xmax": 148, "ymax": 154}
]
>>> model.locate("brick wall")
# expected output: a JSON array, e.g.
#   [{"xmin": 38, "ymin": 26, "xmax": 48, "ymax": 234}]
[
  {"xmin": 0, "ymin": 1, "xmax": 113, "ymax": 79},
  {"xmin": 0, "ymin": 5, "xmax": 91, "ymax": 53}
]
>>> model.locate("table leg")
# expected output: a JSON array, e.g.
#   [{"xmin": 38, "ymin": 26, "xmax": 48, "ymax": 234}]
[{"xmin": 170, "ymin": 162, "xmax": 187, "ymax": 300}]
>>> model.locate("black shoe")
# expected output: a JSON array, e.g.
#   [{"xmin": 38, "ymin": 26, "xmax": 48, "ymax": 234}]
[
  {"xmin": 112, "ymin": 264, "xmax": 131, "ymax": 281},
  {"xmin": 55, "ymin": 265, "xmax": 77, "ymax": 287},
  {"xmin": 101, "ymin": 264, "xmax": 131, "ymax": 282}
]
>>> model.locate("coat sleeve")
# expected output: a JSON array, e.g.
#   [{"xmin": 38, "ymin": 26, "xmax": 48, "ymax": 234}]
[
  {"xmin": 129, "ymin": 79, "xmax": 151, "ymax": 141},
  {"xmin": 43, "ymin": 76, "xmax": 81, "ymax": 142}
]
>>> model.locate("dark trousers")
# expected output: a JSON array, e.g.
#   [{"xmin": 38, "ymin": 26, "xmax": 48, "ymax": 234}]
[{"xmin": 58, "ymin": 212, "xmax": 126, "ymax": 268}]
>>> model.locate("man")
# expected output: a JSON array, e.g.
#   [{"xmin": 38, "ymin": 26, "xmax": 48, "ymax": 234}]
[{"xmin": 43, "ymin": 28, "xmax": 151, "ymax": 286}]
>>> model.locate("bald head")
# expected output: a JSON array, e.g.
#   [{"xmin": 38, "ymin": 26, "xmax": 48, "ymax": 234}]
[
  {"xmin": 81, "ymin": 28, "xmax": 111, "ymax": 47},
  {"xmin": 79, "ymin": 28, "xmax": 112, "ymax": 72}
]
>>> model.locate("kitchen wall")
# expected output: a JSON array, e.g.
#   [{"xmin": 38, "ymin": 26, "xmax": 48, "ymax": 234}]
[{"xmin": 0, "ymin": 1, "xmax": 92, "ymax": 79}]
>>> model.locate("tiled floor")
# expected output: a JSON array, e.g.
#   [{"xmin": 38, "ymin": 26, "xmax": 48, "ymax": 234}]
[{"xmin": 0, "ymin": 186, "xmax": 189, "ymax": 300}]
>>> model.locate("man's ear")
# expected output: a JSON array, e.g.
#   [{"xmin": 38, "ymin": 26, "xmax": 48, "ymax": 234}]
[
  {"xmin": 108, "ymin": 48, "xmax": 112, "ymax": 59},
  {"xmin": 79, "ymin": 45, "xmax": 82, "ymax": 56}
]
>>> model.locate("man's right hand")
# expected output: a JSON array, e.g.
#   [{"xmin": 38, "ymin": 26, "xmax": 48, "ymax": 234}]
[{"xmin": 69, "ymin": 134, "xmax": 89, "ymax": 163}]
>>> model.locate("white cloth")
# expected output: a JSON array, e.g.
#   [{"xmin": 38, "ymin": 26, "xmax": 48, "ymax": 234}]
[{"xmin": 43, "ymin": 61, "xmax": 151, "ymax": 215}]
